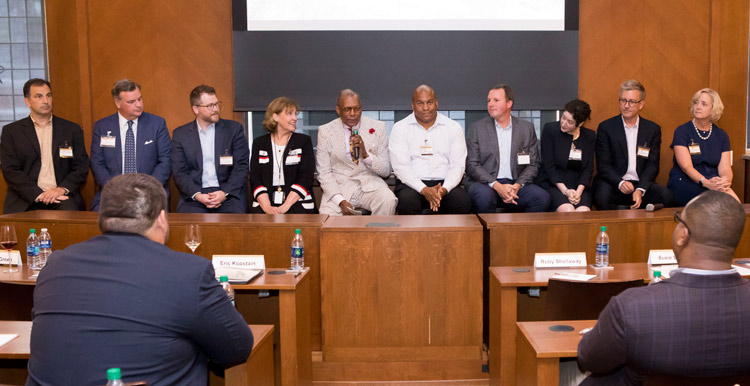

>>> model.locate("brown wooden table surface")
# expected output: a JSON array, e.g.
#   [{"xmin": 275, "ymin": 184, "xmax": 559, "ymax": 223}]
[{"xmin": 516, "ymin": 320, "xmax": 596, "ymax": 386}]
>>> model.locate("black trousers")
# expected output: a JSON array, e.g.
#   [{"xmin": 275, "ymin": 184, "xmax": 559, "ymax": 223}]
[
  {"xmin": 394, "ymin": 179, "xmax": 472, "ymax": 215},
  {"xmin": 593, "ymin": 179, "xmax": 673, "ymax": 210}
]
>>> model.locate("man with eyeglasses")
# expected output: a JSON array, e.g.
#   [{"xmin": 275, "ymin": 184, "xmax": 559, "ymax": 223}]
[
  {"xmin": 171, "ymin": 85, "xmax": 249, "ymax": 213},
  {"xmin": 593, "ymin": 79, "xmax": 672, "ymax": 210},
  {"xmin": 90, "ymin": 79, "xmax": 172, "ymax": 211},
  {"xmin": 316, "ymin": 89, "xmax": 397, "ymax": 215},
  {"xmin": 578, "ymin": 191, "xmax": 750, "ymax": 384}
]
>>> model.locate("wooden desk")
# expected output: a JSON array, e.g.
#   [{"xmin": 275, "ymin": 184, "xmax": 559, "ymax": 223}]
[
  {"xmin": 516, "ymin": 320, "xmax": 595, "ymax": 386},
  {"xmin": 0, "ymin": 210, "xmax": 326, "ymax": 351},
  {"xmin": 318, "ymin": 215, "xmax": 484, "ymax": 381},
  {"xmin": 489, "ymin": 263, "xmax": 656, "ymax": 386},
  {"xmin": 0, "ymin": 322, "xmax": 274, "ymax": 386},
  {"xmin": 0, "ymin": 269, "xmax": 311, "ymax": 386}
]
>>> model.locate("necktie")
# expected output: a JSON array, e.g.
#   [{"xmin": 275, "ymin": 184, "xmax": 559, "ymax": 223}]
[
  {"xmin": 349, "ymin": 127, "xmax": 358, "ymax": 165},
  {"xmin": 124, "ymin": 120, "xmax": 136, "ymax": 174}
]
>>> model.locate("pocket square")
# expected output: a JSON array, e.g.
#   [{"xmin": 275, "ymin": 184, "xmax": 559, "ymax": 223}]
[{"xmin": 144, "ymin": 140, "xmax": 153, "ymax": 145}]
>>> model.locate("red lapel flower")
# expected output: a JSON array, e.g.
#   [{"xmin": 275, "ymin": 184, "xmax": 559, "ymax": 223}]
[{"xmin": 369, "ymin": 128, "xmax": 375, "ymax": 134}]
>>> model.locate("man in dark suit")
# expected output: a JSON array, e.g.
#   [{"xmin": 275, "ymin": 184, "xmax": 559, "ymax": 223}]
[
  {"xmin": 465, "ymin": 84, "xmax": 549, "ymax": 213},
  {"xmin": 0, "ymin": 78, "xmax": 89, "ymax": 214},
  {"xmin": 593, "ymin": 79, "xmax": 672, "ymax": 210},
  {"xmin": 171, "ymin": 85, "xmax": 249, "ymax": 213},
  {"xmin": 90, "ymin": 79, "xmax": 171, "ymax": 211},
  {"xmin": 578, "ymin": 191, "xmax": 750, "ymax": 385},
  {"xmin": 26, "ymin": 173, "xmax": 253, "ymax": 386}
]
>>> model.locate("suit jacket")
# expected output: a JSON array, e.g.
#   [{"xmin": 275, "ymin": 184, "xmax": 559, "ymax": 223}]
[
  {"xmin": 171, "ymin": 119, "xmax": 249, "ymax": 211},
  {"xmin": 465, "ymin": 115, "xmax": 540, "ymax": 191},
  {"xmin": 594, "ymin": 115, "xmax": 661, "ymax": 191},
  {"xmin": 0, "ymin": 116, "xmax": 89, "ymax": 214},
  {"xmin": 536, "ymin": 121, "xmax": 596, "ymax": 189},
  {"xmin": 578, "ymin": 270, "xmax": 750, "ymax": 386},
  {"xmin": 26, "ymin": 232, "xmax": 253, "ymax": 386},
  {"xmin": 316, "ymin": 116, "xmax": 390, "ymax": 214},
  {"xmin": 249, "ymin": 132, "xmax": 316, "ymax": 213},
  {"xmin": 90, "ymin": 112, "xmax": 172, "ymax": 210}
]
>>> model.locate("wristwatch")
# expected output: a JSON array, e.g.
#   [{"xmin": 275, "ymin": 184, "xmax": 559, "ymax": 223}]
[{"xmin": 698, "ymin": 177, "xmax": 705, "ymax": 187}]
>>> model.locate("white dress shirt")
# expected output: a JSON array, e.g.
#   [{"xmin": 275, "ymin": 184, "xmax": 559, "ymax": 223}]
[
  {"xmin": 621, "ymin": 115, "xmax": 639, "ymax": 184},
  {"xmin": 389, "ymin": 112, "xmax": 467, "ymax": 193},
  {"xmin": 495, "ymin": 119, "xmax": 513, "ymax": 181}
]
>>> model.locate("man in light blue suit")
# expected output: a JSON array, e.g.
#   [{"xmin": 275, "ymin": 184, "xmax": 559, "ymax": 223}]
[{"xmin": 90, "ymin": 79, "xmax": 171, "ymax": 211}]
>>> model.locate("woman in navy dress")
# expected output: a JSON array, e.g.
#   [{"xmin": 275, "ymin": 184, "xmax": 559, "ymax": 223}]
[
  {"xmin": 667, "ymin": 88, "xmax": 738, "ymax": 206},
  {"xmin": 536, "ymin": 99, "xmax": 596, "ymax": 212}
]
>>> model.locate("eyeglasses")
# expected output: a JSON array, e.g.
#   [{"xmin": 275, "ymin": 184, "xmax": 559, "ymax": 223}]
[
  {"xmin": 340, "ymin": 106, "xmax": 362, "ymax": 114},
  {"xmin": 618, "ymin": 98, "xmax": 642, "ymax": 106},
  {"xmin": 673, "ymin": 211, "xmax": 690, "ymax": 235},
  {"xmin": 196, "ymin": 101, "xmax": 222, "ymax": 110}
]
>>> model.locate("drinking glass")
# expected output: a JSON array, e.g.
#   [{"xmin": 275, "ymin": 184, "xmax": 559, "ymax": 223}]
[
  {"xmin": 185, "ymin": 224, "xmax": 201, "ymax": 253},
  {"xmin": 0, "ymin": 224, "xmax": 18, "ymax": 273}
]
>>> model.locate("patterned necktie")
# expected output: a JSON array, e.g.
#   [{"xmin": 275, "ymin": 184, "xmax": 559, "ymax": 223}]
[
  {"xmin": 124, "ymin": 120, "xmax": 136, "ymax": 173},
  {"xmin": 349, "ymin": 127, "xmax": 358, "ymax": 165}
]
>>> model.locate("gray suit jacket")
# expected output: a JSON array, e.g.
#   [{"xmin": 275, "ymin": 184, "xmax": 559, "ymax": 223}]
[
  {"xmin": 316, "ymin": 116, "xmax": 390, "ymax": 215},
  {"xmin": 464, "ymin": 115, "xmax": 540, "ymax": 191},
  {"xmin": 578, "ymin": 270, "xmax": 750, "ymax": 385}
]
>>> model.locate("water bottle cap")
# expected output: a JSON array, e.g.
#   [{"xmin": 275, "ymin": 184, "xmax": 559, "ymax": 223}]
[
  {"xmin": 600, "ymin": 226, "xmax": 606, "ymax": 232},
  {"xmin": 219, "ymin": 275, "xmax": 229, "ymax": 282},
  {"xmin": 41, "ymin": 228, "xmax": 47, "ymax": 232},
  {"xmin": 653, "ymin": 270, "xmax": 661, "ymax": 277},
  {"xmin": 106, "ymin": 368, "xmax": 121, "ymax": 380},
  {"xmin": 29, "ymin": 229, "xmax": 36, "ymax": 233},
  {"xmin": 295, "ymin": 229, "xmax": 301, "ymax": 234}
]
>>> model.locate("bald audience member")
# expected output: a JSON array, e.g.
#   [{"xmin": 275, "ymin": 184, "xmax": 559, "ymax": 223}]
[
  {"xmin": 389, "ymin": 85, "xmax": 471, "ymax": 214},
  {"xmin": 316, "ymin": 89, "xmax": 397, "ymax": 215},
  {"xmin": 578, "ymin": 191, "xmax": 750, "ymax": 385}
]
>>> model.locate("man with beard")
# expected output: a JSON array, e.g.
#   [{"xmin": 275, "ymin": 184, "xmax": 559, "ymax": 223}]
[
  {"xmin": 0, "ymin": 78, "xmax": 89, "ymax": 213},
  {"xmin": 90, "ymin": 79, "xmax": 172, "ymax": 210},
  {"xmin": 171, "ymin": 85, "xmax": 249, "ymax": 213}
]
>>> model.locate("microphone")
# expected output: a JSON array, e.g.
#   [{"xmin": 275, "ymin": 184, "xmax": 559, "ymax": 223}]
[
  {"xmin": 352, "ymin": 128, "xmax": 360, "ymax": 159},
  {"xmin": 645, "ymin": 203, "xmax": 664, "ymax": 212}
]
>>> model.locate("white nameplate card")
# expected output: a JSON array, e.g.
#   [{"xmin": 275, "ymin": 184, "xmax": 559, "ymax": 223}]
[
  {"xmin": 212, "ymin": 255, "xmax": 265, "ymax": 284},
  {"xmin": 732, "ymin": 264, "xmax": 750, "ymax": 277},
  {"xmin": 550, "ymin": 271, "xmax": 597, "ymax": 281},
  {"xmin": 0, "ymin": 250, "xmax": 22, "ymax": 266},
  {"xmin": 648, "ymin": 249, "xmax": 677, "ymax": 265},
  {"xmin": 534, "ymin": 252, "xmax": 587, "ymax": 268}
]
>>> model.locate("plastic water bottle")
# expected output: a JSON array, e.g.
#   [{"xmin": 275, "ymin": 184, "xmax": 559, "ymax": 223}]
[
  {"xmin": 291, "ymin": 229, "xmax": 304, "ymax": 271},
  {"xmin": 650, "ymin": 270, "xmax": 663, "ymax": 285},
  {"xmin": 106, "ymin": 368, "xmax": 124, "ymax": 386},
  {"xmin": 595, "ymin": 226, "xmax": 609, "ymax": 268},
  {"xmin": 219, "ymin": 276, "xmax": 235, "ymax": 307},
  {"xmin": 38, "ymin": 228, "xmax": 51, "ymax": 268},
  {"xmin": 27, "ymin": 229, "xmax": 40, "ymax": 270}
]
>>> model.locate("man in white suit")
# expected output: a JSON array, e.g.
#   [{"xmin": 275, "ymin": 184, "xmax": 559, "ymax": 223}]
[{"xmin": 316, "ymin": 89, "xmax": 397, "ymax": 215}]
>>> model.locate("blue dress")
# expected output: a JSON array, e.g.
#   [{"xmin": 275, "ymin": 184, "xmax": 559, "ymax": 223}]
[{"xmin": 667, "ymin": 121, "xmax": 730, "ymax": 206}]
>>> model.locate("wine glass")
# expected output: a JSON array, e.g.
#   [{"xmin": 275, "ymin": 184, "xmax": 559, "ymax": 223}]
[
  {"xmin": 184, "ymin": 224, "xmax": 201, "ymax": 253},
  {"xmin": 0, "ymin": 224, "xmax": 18, "ymax": 273}
]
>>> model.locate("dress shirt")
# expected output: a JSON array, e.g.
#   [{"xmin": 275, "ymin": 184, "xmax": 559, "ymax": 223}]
[
  {"xmin": 32, "ymin": 116, "xmax": 56, "ymax": 191},
  {"xmin": 621, "ymin": 115, "xmax": 639, "ymax": 184},
  {"xmin": 197, "ymin": 120, "xmax": 219, "ymax": 189},
  {"xmin": 271, "ymin": 140, "xmax": 286, "ymax": 186},
  {"xmin": 389, "ymin": 112, "xmax": 467, "ymax": 193},
  {"xmin": 117, "ymin": 113, "xmax": 138, "ymax": 172},
  {"xmin": 494, "ymin": 119, "xmax": 513, "ymax": 183},
  {"xmin": 677, "ymin": 267, "xmax": 738, "ymax": 276}
]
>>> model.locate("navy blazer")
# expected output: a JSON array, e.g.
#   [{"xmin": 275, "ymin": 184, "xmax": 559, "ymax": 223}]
[
  {"xmin": 171, "ymin": 119, "xmax": 249, "ymax": 210},
  {"xmin": 0, "ymin": 116, "xmax": 89, "ymax": 213},
  {"xmin": 594, "ymin": 115, "xmax": 661, "ymax": 192},
  {"xmin": 90, "ymin": 112, "xmax": 171, "ymax": 210},
  {"xmin": 249, "ymin": 132, "xmax": 316, "ymax": 213},
  {"xmin": 26, "ymin": 232, "xmax": 253, "ymax": 386},
  {"xmin": 578, "ymin": 271, "xmax": 750, "ymax": 385}
]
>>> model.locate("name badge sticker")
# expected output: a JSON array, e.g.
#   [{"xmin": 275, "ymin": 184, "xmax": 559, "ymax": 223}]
[
  {"xmin": 220, "ymin": 156, "xmax": 233, "ymax": 165},
  {"xmin": 100, "ymin": 132, "xmax": 116, "ymax": 148},
  {"xmin": 569, "ymin": 148, "xmax": 582, "ymax": 161},
  {"xmin": 637, "ymin": 146, "xmax": 650, "ymax": 158},
  {"xmin": 59, "ymin": 146, "xmax": 73, "ymax": 158},
  {"xmin": 517, "ymin": 153, "xmax": 530, "ymax": 165},
  {"xmin": 273, "ymin": 190, "xmax": 284, "ymax": 204},
  {"xmin": 689, "ymin": 143, "xmax": 701, "ymax": 155}
]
